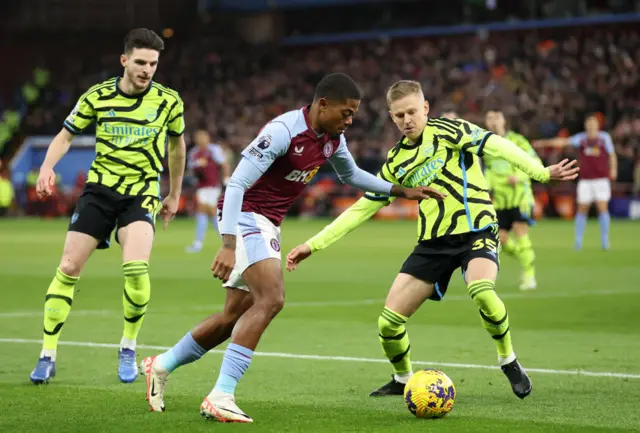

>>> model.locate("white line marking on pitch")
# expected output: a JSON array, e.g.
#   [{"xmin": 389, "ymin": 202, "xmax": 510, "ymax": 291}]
[
  {"xmin": 2, "ymin": 288, "xmax": 638, "ymax": 318},
  {"xmin": 1, "ymin": 338, "xmax": 638, "ymax": 380}
]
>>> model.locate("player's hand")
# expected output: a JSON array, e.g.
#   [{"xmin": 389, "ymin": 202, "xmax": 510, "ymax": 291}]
[
  {"xmin": 402, "ymin": 186, "xmax": 447, "ymax": 201},
  {"xmin": 610, "ymin": 169, "xmax": 617, "ymax": 181},
  {"xmin": 547, "ymin": 158, "xmax": 580, "ymax": 182},
  {"xmin": 36, "ymin": 167, "xmax": 56, "ymax": 198},
  {"xmin": 159, "ymin": 195, "xmax": 179, "ymax": 230},
  {"xmin": 508, "ymin": 175, "xmax": 520, "ymax": 186},
  {"xmin": 286, "ymin": 243, "xmax": 312, "ymax": 271},
  {"xmin": 211, "ymin": 246, "xmax": 235, "ymax": 282}
]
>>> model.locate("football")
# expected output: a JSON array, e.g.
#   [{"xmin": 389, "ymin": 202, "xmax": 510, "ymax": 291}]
[{"xmin": 403, "ymin": 369, "xmax": 456, "ymax": 419}]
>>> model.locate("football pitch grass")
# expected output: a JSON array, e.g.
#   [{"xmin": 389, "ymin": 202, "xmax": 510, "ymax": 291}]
[{"xmin": 1, "ymin": 217, "xmax": 639, "ymax": 432}]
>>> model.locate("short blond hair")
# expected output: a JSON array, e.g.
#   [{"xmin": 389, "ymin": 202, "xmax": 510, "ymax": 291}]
[{"xmin": 386, "ymin": 80, "xmax": 423, "ymax": 107}]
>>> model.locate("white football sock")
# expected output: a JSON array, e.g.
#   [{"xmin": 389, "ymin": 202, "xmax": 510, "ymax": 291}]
[
  {"xmin": 120, "ymin": 337, "xmax": 136, "ymax": 350},
  {"xmin": 498, "ymin": 352, "xmax": 516, "ymax": 366},
  {"xmin": 394, "ymin": 371, "xmax": 413, "ymax": 384},
  {"xmin": 41, "ymin": 349, "xmax": 57, "ymax": 361}
]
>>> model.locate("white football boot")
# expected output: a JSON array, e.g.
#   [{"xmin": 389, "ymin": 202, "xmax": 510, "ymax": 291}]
[
  {"xmin": 519, "ymin": 274, "xmax": 537, "ymax": 291},
  {"xmin": 200, "ymin": 390, "xmax": 253, "ymax": 423},
  {"xmin": 141, "ymin": 356, "xmax": 168, "ymax": 412}
]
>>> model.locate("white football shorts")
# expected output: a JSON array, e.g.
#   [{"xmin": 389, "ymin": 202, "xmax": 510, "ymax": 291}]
[
  {"xmin": 218, "ymin": 211, "xmax": 282, "ymax": 291},
  {"xmin": 196, "ymin": 187, "xmax": 222, "ymax": 207},
  {"xmin": 576, "ymin": 178, "xmax": 611, "ymax": 205}
]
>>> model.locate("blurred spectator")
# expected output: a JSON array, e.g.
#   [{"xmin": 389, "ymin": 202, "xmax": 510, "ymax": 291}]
[
  {"xmin": 21, "ymin": 26, "xmax": 639, "ymax": 167},
  {"xmin": 0, "ymin": 164, "xmax": 14, "ymax": 216}
]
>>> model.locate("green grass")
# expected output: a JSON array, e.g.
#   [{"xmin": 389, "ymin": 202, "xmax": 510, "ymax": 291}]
[{"xmin": 0, "ymin": 218, "xmax": 639, "ymax": 432}]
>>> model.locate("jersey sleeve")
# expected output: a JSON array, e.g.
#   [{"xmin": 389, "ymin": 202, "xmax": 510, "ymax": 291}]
[
  {"xmin": 63, "ymin": 91, "xmax": 96, "ymax": 134},
  {"xmin": 329, "ymin": 136, "xmax": 394, "ymax": 195},
  {"xmin": 240, "ymin": 121, "xmax": 291, "ymax": 173},
  {"xmin": 363, "ymin": 161, "xmax": 401, "ymax": 204},
  {"xmin": 328, "ymin": 136, "xmax": 358, "ymax": 178},
  {"xmin": 483, "ymin": 134, "xmax": 550, "ymax": 183},
  {"xmin": 443, "ymin": 118, "xmax": 494, "ymax": 156},
  {"xmin": 512, "ymin": 133, "xmax": 542, "ymax": 181},
  {"xmin": 568, "ymin": 132, "xmax": 586, "ymax": 148},
  {"xmin": 601, "ymin": 132, "xmax": 615, "ymax": 154},
  {"xmin": 166, "ymin": 96, "xmax": 185, "ymax": 136}
]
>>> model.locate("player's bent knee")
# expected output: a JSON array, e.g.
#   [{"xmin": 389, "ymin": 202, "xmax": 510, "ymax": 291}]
[
  {"xmin": 576, "ymin": 204, "xmax": 590, "ymax": 214},
  {"xmin": 58, "ymin": 260, "xmax": 83, "ymax": 277},
  {"xmin": 259, "ymin": 293, "xmax": 285, "ymax": 318},
  {"xmin": 252, "ymin": 285, "xmax": 284, "ymax": 319},
  {"xmin": 512, "ymin": 224, "xmax": 528, "ymax": 237}
]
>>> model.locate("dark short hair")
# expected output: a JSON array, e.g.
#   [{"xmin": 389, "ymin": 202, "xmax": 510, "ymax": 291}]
[
  {"xmin": 485, "ymin": 106, "xmax": 503, "ymax": 114},
  {"xmin": 124, "ymin": 28, "xmax": 164, "ymax": 53},
  {"xmin": 314, "ymin": 73, "xmax": 362, "ymax": 102}
]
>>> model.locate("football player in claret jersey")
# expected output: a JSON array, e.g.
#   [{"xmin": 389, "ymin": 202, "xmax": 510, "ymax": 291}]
[
  {"xmin": 141, "ymin": 73, "xmax": 443, "ymax": 423},
  {"xmin": 534, "ymin": 114, "xmax": 617, "ymax": 250},
  {"xmin": 30, "ymin": 29, "xmax": 186, "ymax": 384},
  {"xmin": 484, "ymin": 108, "xmax": 542, "ymax": 290},
  {"xmin": 185, "ymin": 128, "xmax": 230, "ymax": 253},
  {"xmin": 287, "ymin": 80, "xmax": 578, "ymax": 400}
]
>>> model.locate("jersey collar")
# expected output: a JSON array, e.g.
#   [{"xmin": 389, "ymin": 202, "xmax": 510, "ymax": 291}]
[
  {"xmin": 302, "ymin": 105, "xmax": 325, "ymax": 139},
  {"xmin": 115, "ymin": 76, "xmax": 152, "ymax": 99},
  {"xmin": 397, "ymin": 128, "xmax": 424, "ymax": 150}
]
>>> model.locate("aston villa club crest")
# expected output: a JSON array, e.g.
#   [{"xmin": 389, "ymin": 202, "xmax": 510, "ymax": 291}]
[
  {"xmin": 270, "ymin": 238, "xmax": 281, "ymax": 252},
  {"xmin": 323, "ymin": 142, "xmax": 333, "ymax": 157}
]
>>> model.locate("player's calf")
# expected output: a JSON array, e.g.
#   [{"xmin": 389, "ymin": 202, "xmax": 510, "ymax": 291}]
[
  {"xmin": 119, "ymin": 260, "xmax": 150, "ymax": 383},
  {"xmin": 467, "ymin": 276, "xmax": 531, "ymax": 398},
  {"xmin": 31, "ymin": 231, "xmax": 96, "ymax": 384},
  {"xmin": 371, "ymin": 307, "xmax": 413, "ymax": 397}
]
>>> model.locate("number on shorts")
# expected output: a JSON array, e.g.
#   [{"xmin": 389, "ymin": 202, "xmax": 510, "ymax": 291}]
[
  {"xmin": 141, "ymin": 196, "xmax": 159, "ymax": 215},
  {"xmin": 472, "ymin": 238, "xmax": 497, "ymax": 253}
]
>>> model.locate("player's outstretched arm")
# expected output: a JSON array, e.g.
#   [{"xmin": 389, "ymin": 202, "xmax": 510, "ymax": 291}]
[
  {"xmin": 160, "ymin": 134, "xmax": 187, "ymax": 229},
  {"xmin": 36, "ymin": 128, "xmax": 74, "ymax": 198},
  {"xmin": 509, "ymin": 135, "xmax": 543, "ymax": 185},
  {"xmin": 328, "ymin": 139, "xmax": 446, "ymax": 201},
  {"xmin": 286, "ymin": 196, "xmax": 385, "ymax": 271},
  {"xmin": 483, "ymin": 134, "xmax": 578, "ymax": 183}
]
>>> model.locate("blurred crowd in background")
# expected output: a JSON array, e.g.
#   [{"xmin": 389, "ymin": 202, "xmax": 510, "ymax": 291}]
[{"xmin": 1, "ymin": 0, "xmax": 639, "ymax": 218}]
